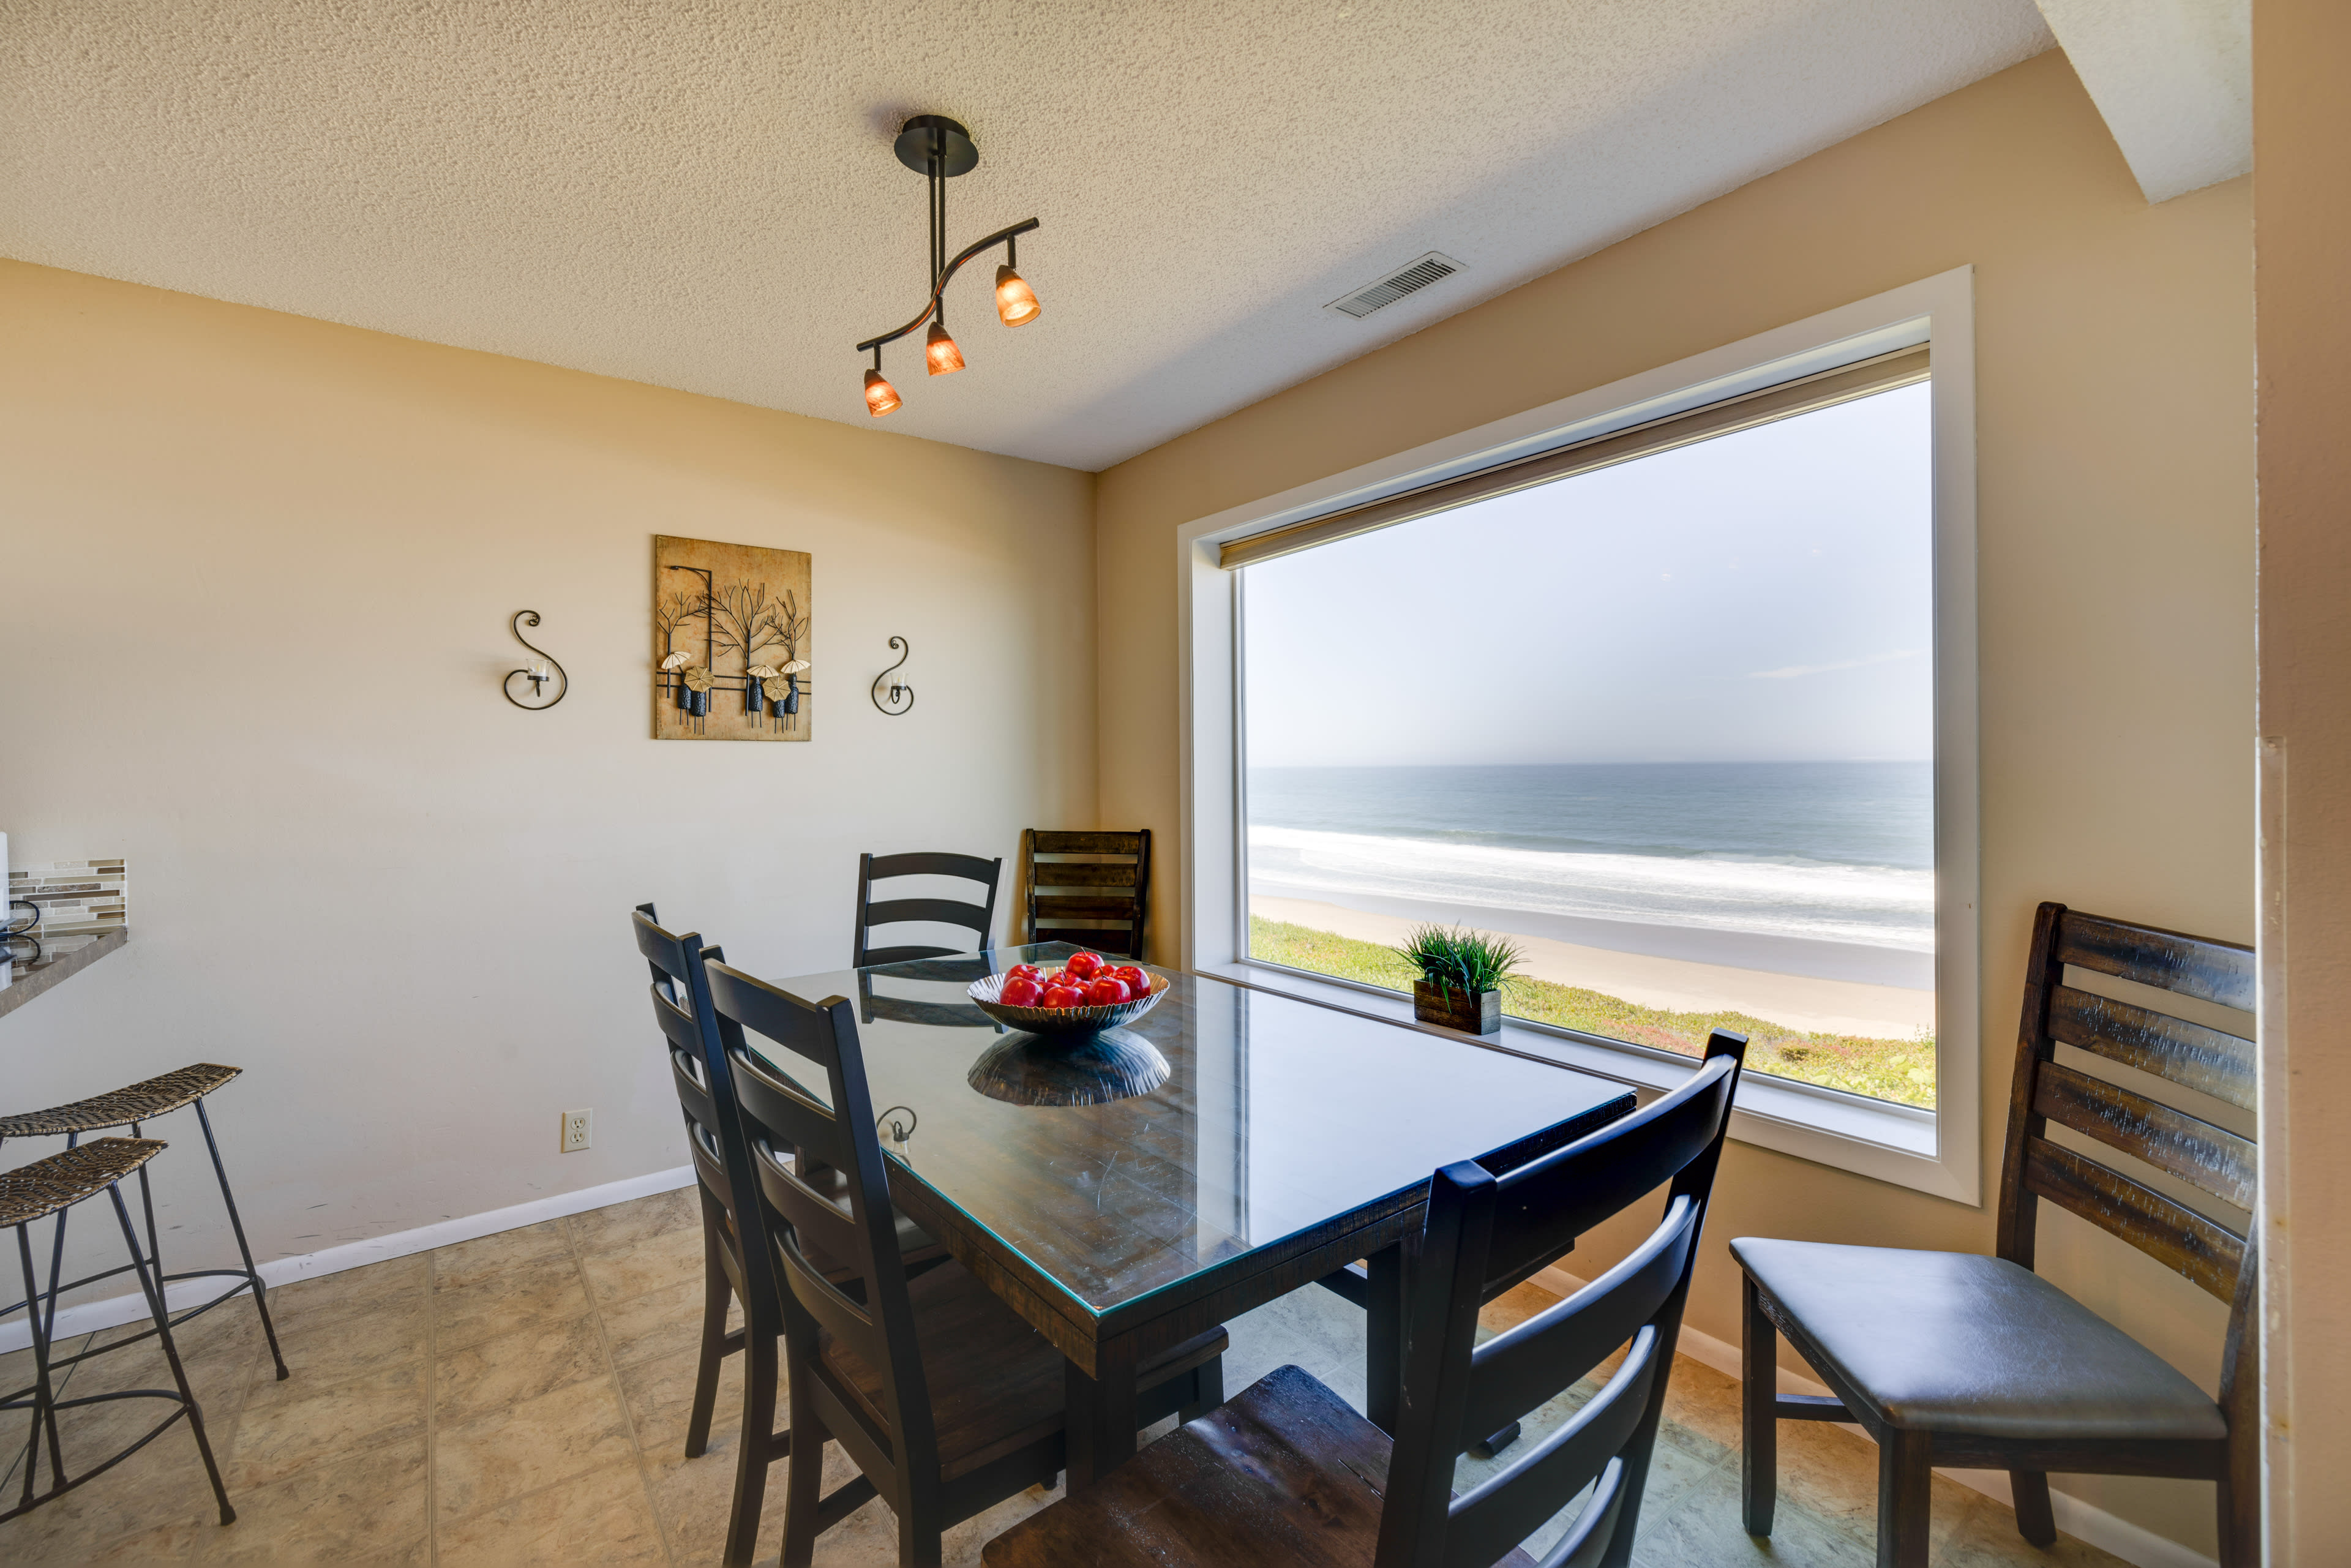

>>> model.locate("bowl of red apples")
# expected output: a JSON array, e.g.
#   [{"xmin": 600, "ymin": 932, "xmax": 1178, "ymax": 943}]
[{"xmin": 967, "ymin": 951, "xmax": 1168, "ymax": 1036}]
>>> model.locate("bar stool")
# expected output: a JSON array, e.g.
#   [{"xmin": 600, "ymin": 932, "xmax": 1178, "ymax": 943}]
[
  {"xmin": 0, "ymin": 1065, "xmax": 286, "ymax": 1381},
  {"xmin": 2, "ymin": 1137, "xmax": 236, "ymax": 1525}
]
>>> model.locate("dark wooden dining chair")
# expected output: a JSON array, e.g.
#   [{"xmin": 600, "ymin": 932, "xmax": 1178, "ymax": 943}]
[
  {"xmin": 632, "ymin": 902, "xmax": 950, "ymax": 1567},
  {"xmin": 853, "ymin": 852, "xmax": 1002, "ymax": 967},
  {"xmin": 701, "ymin": 956, "xmax": 1228, "ymax": 1567},
  {"xmin": 1734, "ymin": 902, "xmax": 2257, "ymax": 1567},
  {"xmin": 983, "ymin": 1029, "xmax": 1750, "ymax": 1568},
  {"xmin": 1019, "ymin": 830, "xmax": 1150, "ymax": 959}
]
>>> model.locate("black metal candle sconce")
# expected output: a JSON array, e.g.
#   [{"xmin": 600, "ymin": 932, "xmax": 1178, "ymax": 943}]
[
  {"xmin": 871, "ymin": 636, "xmax": 915, "ymax": 715},
  {"xmin": 503, "ymin": 610, "xmax": 569, "ymax": 710}
]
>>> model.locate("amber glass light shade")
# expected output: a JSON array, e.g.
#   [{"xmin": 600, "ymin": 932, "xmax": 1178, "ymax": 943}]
[
  {"xmin": 925, "ymin": 320, "xmax": 966, "ymax": 375},
  {"xmin": 863, "ymin": 367, "xmax": 901, "ymax": 416},
  {"xmin": 994, "ymin": 264, "xmax": 1041, "ymax": 327}
]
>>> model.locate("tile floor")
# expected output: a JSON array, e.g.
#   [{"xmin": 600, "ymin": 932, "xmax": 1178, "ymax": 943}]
[{"xmin": 0, "ymin": 1189, "xmax": 2135, "ymax": 1566}]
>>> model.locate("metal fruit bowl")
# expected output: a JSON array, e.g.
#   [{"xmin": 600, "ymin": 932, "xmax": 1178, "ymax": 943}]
[{"xmin": 967, "ymin": 970, "xmax": 1169, "ymax": 1036}]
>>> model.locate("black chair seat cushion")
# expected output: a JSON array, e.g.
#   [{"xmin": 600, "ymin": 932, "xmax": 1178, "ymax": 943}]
[
  {"xmin": 1732, "ymin": 1239, "xmax": 2224, "ymax": 1442},
  {"xmin": 819, "ymin": 1260, "xmax": 1225, "ymax": 1485},
  {"xmin": 982, "ymin": 1363, "xmax": 1537, "ymax": 1568}
]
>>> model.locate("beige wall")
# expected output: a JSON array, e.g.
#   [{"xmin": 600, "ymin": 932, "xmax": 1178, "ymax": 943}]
[
  {"xmin": 1098, "ymin": 51, "xmax": 2252, "ymax": 1554},
  {"xmin": 2253, "ymin": 0, "xmax": 2351, "ymax": 1559},
  {"xmin": 0, "ymin": 260, "xmax": 1095, "ymax": 1289}
]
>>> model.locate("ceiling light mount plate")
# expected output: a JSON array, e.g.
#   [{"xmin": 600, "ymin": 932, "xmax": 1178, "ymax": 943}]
[{"xmin": 894, "ymin": 114, "xmax": 978, "ymax": 177}]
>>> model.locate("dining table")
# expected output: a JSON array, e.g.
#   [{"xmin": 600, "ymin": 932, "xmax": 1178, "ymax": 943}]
[{"xmin": 757, "ymin": 941, "xmax": 1639, "ymax": 1490}]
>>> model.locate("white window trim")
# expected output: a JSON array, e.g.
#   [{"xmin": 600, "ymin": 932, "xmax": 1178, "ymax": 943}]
[{"xmin": 1174, "ymin": 266, "xmax": 1981, "ymax": 1205}]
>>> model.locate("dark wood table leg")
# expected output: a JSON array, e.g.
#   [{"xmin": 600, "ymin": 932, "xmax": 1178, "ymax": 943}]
[
  {"xmin": 1063, "ymin": 1333, "xmax": 1140, "ymax": 1493},
  {"xmin": 1365, "ymin": 1240, "xmax": 1406, "ymax": 1433}
]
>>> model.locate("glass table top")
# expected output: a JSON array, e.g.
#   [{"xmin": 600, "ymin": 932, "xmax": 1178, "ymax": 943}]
[{"xmin": 758, "ymin": 944, "xmax": 1635, "ymax": 1322}]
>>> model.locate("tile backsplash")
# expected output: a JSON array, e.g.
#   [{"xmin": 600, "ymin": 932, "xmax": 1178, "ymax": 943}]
[{"xmin": 10, "ymin": 859, "xmax": 129, "ymax": 936}]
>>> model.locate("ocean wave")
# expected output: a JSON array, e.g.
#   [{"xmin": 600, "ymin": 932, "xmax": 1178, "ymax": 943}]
[{"xmin": 1247, "ymin": 825, "xmax": 1933, "ymax": 951}]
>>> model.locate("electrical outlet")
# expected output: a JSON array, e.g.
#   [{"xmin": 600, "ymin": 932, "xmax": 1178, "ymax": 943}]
[{"xmin": 561, "ymin": 1108, "xmax": 592, "ymax": 1153}]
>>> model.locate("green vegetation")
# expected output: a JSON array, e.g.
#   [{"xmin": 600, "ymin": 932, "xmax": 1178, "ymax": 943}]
[
  {"xmin": 1398, "ymin": 923, "xmax": 1526, "ymax": 996},
  {"xmin": 1250, "ymin": 915, "xmax": 1935, "ymax": 1109}
]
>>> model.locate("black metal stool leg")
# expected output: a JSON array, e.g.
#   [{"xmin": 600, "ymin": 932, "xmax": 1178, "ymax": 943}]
[
  {"xmin": 40, "ymin": 1133, "xmax": 75, "ymax": 1362},
  {"xmin": 13, "ymin": 1222, "xmax": 68, "ymax": 1509},
  {"xmin": 193, "ymin": 1097, "xmax": 286, "ymax": 1379},
  {"xmin": 107, "ymin": 1182, "xmax": 234, "ymax": 1526}
]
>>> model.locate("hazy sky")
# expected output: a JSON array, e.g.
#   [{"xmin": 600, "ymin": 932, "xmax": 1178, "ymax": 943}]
[{"xmin": 1243, "ymin": 382, "xmax": 1934, "ymax": 768}]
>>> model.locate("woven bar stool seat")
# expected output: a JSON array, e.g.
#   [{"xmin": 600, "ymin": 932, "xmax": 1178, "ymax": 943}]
[
  {"xmin": 0, "ymin": 1138, "xmax": 168, "ymax": 1227},
  {"xmin": 0, "ymin": 1061, "xmax": 285, "ymax": 1383},
  {"xmin": 0, "ymin": 1064, "xmax": 242, "ymax": 1138}
]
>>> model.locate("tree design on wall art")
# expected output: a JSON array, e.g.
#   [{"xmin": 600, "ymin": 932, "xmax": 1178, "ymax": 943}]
[{"xmin": 652, "ymin": 535, "xmax": 813, "ymax": 741}]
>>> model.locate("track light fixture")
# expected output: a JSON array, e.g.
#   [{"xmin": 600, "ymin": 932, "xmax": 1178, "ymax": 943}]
[{"xmin": 855, "ymin": 114, "xmax": 1040, "ymax": 416}]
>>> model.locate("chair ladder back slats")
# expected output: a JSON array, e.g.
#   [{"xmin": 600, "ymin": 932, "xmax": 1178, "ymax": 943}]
[
  {"xmin": 1021, "ymin": 828, "xmax": 1150, "ymax": 958},
  {"xmin": 2046, "ymin": 983, "xmax": 2255, "ymax": 1112},
  {"xmin": 2052, "ymin": 912, "xmax": 2256, "ymax": 1013},
  {"xmin": 1536, "ymin": 1456, "xmax": 1630, "ymax": 1568},
  {"xmin": 1373, "ymin": 1033, "xmax": 1748, "ymax": 1568},
  {"xmin": 2023, "ymin": 1136, "xmax": 2245, "ymax": 1300},
  {"xmin": 864, "ymin": 851, "xmax": 1002, "ymax": 881},
  {"xmin": 651, "ymin": 986, "xmax": 703, "ymax": 1054},
  {"xmin": 669, "ymin": 1048, "xmax": 721, "ymax": 1133},
  {"xmin": 2001, "ymin": 904, "xmax": 2258, "ymax": 1315},
  {"xmin": 684, "ymin": 1119, "xmax": 732, "ymax": 1207},
  {"xmin": 860, "ymin": 897, "xmax": 994, "ymax": 933},
  {"xmin": 1029, "ymin": 830, "xmax": 1145, "ymax": 855},
  {"xmin": 767, "ymin": 1205, "xmax": 888, "ymax": 1367},
  {"xmin": 2033, "ymin": 1059, "xmax": 2255, "ymax": 1209},
  {"xmin": 854, "ymin": 851, "xmax": 1003, "ymax": 968},
  {"xmin": 1461, "ymin": 1196, "xmax": 1698, "ymax": 1445},
  {"xmin": 1442, "ymin": 1326, "xmax": 1665, "ymax": 1568},
  {"xmin": 634, "ymin": 910, "xmax": 756, "ymax": 1226},
  {"xmin": 1026, "ymin": 861, "xmax": 1142, "ymax": 888},
  {"xmin": 1480, "ymin": 1056, "xmax": 1738, "ymax": 1290},
  {"xmin": 1029, "ymin": 895, "xmax": 1142, "ymax": 921},
  {"xmin": 703, "ymin": 958, "xmax": 947, "ymax": 1482}
]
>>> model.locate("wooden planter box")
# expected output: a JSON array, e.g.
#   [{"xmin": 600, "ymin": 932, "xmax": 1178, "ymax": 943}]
[{"xmin": 1413, "ymin": 981, "xmax": 1501, "ymax": 1035}]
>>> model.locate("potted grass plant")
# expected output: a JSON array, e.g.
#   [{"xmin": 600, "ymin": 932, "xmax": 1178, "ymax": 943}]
[{"xmin": 1398, "ymin": 925, "xmax": 1524, "ymax": 1035}]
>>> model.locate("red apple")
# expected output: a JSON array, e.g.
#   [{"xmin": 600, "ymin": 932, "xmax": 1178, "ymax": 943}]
[
  {"xmin": 1114, "ymin": 965, "xmax": 1150, "ymax": 996},
  {"xmin": 1005, "ymin": 963, "xmax": 1042, "ymax": 983},
  {"xmin": 1065, "ymin": 951, "xmax": 1104, "ymax": 980},
  {"xmin": 999, "ymin": 977, "xmax": 1043, "ymax": 1007},
  {"xmin": 1040, "ymin": 983, "xmax": 1084, "ymax": 1010},
  {"xmin": 1086, "ymin": 977, "xmax": 1131, "ymax": 1006}
]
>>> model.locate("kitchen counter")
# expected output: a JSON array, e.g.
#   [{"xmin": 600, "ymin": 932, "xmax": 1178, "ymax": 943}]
[{"xmin": 0, "ymin": 926, "xmax": 127, "ymax": 1021}]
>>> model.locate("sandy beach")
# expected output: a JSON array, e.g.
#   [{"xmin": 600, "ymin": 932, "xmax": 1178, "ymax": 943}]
[{"xmin": 1251, "ymin": 895, "xmax": 1935, "ymax": 1040}]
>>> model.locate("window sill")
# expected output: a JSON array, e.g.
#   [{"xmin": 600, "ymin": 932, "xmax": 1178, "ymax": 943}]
[{"xmin": 1203, "ymin": 958, "xmax": 1971, "ymax": 1204}]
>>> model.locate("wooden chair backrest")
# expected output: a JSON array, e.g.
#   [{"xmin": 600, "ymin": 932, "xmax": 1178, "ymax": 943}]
[
  {"xmin": 1376, "ymin": 1032, "xmax": 1748, "ymax": 1568},
  {"xmin": 1021, "ymin": 829, "xmax": 1150, "ymax": 959},
  {"xmin": 703, "ymin": 958, "xmax": 939, "ymax": 1510},
  {"xmin": 853, "ymin": 852, "xmax": 1002, "ymax": 967},
  {"xmin": 632, "ymin": 906, "xmax": 792, "ymax": 1341},
  {"xmin": 631, "ymin": 904, "xmax": 738, "ymax": 1221},
  {"xmin": 2000, "ymin": 899, "xmax": 2259, "ymax": 1542},
  {"xmin": 1999, "ymin": 902, "xmax": 2255, "ymax": 1304}
]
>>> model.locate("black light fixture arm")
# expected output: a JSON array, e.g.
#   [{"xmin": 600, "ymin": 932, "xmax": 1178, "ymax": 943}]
[{"xmin": 854, "ymin": 217, "xmax": 1040, "ymax": 354}]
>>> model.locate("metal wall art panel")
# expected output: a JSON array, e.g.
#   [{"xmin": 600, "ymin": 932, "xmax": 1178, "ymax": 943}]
[{"xmin": 652, "ymin": 535, "xmax": 813, "ymax": 742}]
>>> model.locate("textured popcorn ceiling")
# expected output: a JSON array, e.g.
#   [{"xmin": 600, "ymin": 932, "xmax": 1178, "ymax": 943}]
[{"xmin": 0, "ymin": 1, "xmax": 2052, "ymax": 471}]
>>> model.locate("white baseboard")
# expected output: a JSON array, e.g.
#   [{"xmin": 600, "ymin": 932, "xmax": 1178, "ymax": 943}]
[
  {"xmin": 0, "ymin": 1165, "xmax": 696, "ymax": 1355},
  {"xmin": 1529, "ymin": 1266, "xmax": 2218, "ymax": 1568}
]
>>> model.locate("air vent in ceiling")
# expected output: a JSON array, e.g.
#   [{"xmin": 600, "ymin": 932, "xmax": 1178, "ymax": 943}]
[{"xmin": 1324, "ymin": 252, "xmax": 1464, "ymax": 319}]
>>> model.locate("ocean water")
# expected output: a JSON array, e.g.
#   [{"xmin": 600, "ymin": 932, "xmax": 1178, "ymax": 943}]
[{"xmin": 1247, "ymin": 762, "xmax": 1934, "ymax": 953}]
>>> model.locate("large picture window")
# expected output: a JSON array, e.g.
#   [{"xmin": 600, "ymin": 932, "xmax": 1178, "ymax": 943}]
[{"xmin": 1239, "ymin": 378, "xmax": 1937, "ymax": 1108}]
